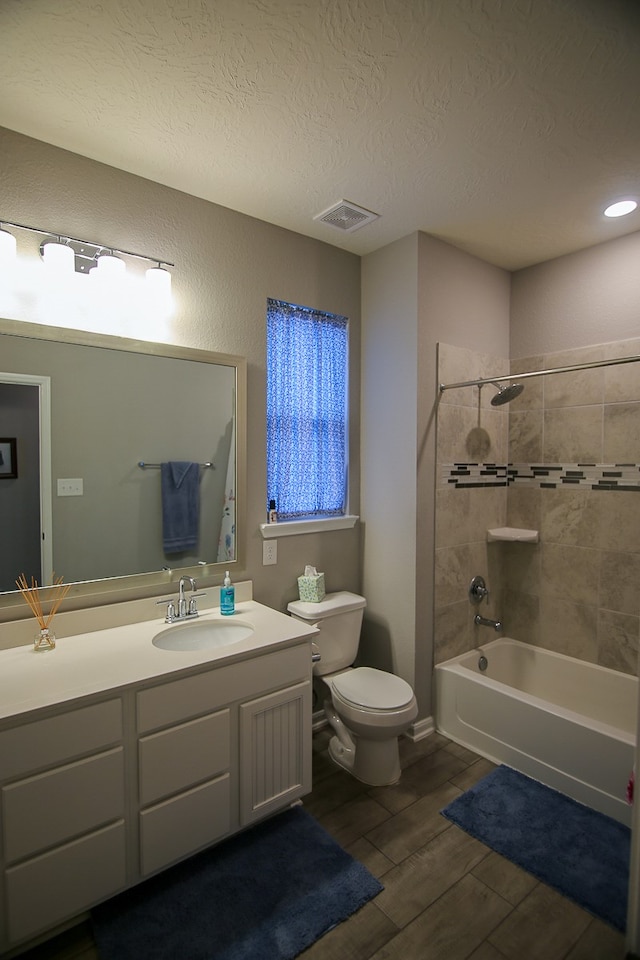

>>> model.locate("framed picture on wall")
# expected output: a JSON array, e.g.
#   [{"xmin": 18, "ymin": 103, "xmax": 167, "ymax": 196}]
[{"xmin": 0, "ymin": 438, "xmax": 17, "ymax": 479}]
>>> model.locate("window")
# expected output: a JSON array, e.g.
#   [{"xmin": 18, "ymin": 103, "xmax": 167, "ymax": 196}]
[{"xmin": 266, "ymin": 298, "xmax": 348, "ymax": 521}]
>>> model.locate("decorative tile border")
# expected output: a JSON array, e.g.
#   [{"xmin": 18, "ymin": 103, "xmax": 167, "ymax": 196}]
[
  {"xmin": 441, "ymin": 464, "xmax": 508, "ymax": 488},
  {"xmin": 442, "ymin": 463, "xmax": 640, "ymax": 491}
]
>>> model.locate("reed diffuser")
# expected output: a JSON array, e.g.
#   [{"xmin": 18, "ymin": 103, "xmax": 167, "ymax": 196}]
[{"xmin": 15, "ymin": 574, "xmax": 72, "ymax": 651}]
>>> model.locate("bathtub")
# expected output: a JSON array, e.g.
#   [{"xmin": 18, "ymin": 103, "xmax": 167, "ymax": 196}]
[{"xmin": 435, "ymin": 637, "xmax": 638, "ymax": 826}]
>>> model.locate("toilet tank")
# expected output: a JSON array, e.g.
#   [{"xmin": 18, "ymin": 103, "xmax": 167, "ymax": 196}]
[{"xmin": 287, "ymin": 591, "xmax": 366, "ymax": 676}]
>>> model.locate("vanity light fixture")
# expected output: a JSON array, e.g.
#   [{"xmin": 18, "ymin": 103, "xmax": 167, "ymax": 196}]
[
  {"xmin": 0, "ymin": 219, "xmax": 173, "ymax": 293},
  {"xmin": 604, "ymin": 199, "xmax": 638, "ymax": 218}
]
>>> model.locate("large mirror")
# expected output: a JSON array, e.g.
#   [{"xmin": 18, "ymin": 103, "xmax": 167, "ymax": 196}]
[{"xmin": 0, "ymin": 318, "xmax": 246, "ymax": 614}]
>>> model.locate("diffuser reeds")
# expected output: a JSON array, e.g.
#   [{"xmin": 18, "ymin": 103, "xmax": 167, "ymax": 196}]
[{"xmin": 15, "ymin": 573, "xmax": 72, "ymax": 630}]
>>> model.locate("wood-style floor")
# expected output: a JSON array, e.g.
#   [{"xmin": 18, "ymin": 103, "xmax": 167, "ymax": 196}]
[{"xmin": 11, "ymin": 730, "xmax": 627, "ymax": 960}]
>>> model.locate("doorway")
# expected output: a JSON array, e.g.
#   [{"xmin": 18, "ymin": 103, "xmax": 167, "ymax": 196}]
[{"xmin": 0, "ymin": 374, "xmax": 52, "ymax": 592}]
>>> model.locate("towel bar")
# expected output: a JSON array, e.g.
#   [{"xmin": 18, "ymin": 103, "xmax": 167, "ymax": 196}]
[{"xmin": 138, "ymin": 461, "xmax": 214, "ymax": 469}]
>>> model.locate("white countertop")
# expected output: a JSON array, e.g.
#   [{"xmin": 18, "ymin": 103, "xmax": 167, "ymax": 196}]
[{"xmin": 0, "ymin": 601, "xmax": 318, "ymax": 722}]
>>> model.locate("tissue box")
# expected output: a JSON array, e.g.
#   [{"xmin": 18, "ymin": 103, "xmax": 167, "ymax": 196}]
[{"xmin": 297, "ymin": 572, "xmax": 325, "ymax": 603}]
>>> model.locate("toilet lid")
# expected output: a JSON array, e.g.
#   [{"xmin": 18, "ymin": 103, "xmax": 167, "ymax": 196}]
[{"xmin": 331, "ymin": 667, "xmax": 414, "ymax": 710}]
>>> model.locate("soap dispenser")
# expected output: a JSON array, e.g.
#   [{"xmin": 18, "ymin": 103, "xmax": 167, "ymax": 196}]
[{"xmin": 220, "ymin": 570, "xmax": 235, "ymax": 616}]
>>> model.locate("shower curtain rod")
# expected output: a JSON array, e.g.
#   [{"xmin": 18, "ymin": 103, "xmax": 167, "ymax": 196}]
[{"xmin": 439, "ymin": 353, "xmax": 640, "ymax": 393}]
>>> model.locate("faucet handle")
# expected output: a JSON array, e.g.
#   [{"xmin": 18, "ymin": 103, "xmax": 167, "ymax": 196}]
[
  {"xmin": 469, "ymin": 576, "xmax": 489, "ymax": 605},
  {"xmin": 156, "ymin": 597, "xmax": 177, "ymax": 622},
  {"xmin": 188, "ymin": 592, "xmax": 206, "ymax": 615}
]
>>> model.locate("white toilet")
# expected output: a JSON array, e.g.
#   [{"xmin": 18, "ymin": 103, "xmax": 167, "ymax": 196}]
[{"xmin": 288, "ymin": 591, "xmax": 418, "ymax": 786}]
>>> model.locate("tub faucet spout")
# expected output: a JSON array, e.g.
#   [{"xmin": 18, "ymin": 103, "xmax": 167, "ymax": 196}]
[{"xmin": 474, "ymin": 613, "xmax": 502, "ymax": 632}]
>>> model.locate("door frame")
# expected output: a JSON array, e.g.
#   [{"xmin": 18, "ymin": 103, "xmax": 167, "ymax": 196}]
[{"xmin": 0, "ymin": 372, "xmax": 52, "ymax": 585}]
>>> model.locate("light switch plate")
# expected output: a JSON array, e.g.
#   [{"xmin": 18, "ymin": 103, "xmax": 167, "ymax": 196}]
[{"xmin": 57, "ymin": 478, "xmax": 83, "ymax": 497}]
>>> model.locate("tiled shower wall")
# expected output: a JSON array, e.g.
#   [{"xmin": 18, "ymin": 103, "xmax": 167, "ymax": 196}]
[{"xmin": 435, "ymin": 338, "xmax": 640, "ymax": 676}]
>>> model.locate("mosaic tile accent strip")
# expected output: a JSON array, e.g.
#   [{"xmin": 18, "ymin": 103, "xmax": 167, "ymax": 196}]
[
  {"xmin": 442, "ymin": 463, "xmax": 640, "ymax": 491},
  {"xmin": 441, "ymin": 464, "xmax": 508, "ymax": 488}
]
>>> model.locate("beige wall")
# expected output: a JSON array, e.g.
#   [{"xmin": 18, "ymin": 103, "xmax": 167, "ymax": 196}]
[
  {"xmin": 507, "ymin": 233, "xmax": 640, "ymax": 672},
  {"xmin": 1, "ymin": 126, "xmax": 362, "ymax": 614},
  {"xmin": 360, "ymin": 233, "xmax": 419, "ymax": 688},
  {"xmin": 434, "ymin": 342, "xmax": 509, "ymax": 663},
  {"xmin": 434, "ymin": 234, "xmax": 640, "ymax": 677},
  {"xmin": 510, "ymin": 231, "xmax": 640, "ymax": 357},
  {"xmin": 506, "ymin": 338, "xmax": 640, "ymax": 673},
  {"xmin": 361, "ymin": 232, "xmax": 510, "ymax": 717}
]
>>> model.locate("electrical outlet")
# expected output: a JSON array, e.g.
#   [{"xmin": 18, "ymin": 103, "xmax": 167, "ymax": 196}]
[
  {"xmin": 57, "ymin": 478, "xmax": 84, "ymax": 497},
  {"xmin": 262, "ymin": 540, "xmax": 277, "ymax": 565}
]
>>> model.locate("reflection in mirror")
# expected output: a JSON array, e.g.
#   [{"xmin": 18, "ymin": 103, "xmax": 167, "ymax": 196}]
[{"xmin": 0, "ymin": 319, "xmax": 246, "ymax": 613}]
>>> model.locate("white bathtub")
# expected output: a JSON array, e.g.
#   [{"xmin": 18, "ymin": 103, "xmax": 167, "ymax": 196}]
[{"xmin": 435, "ymin": 637, "xmax": 638, "ymax": 826}]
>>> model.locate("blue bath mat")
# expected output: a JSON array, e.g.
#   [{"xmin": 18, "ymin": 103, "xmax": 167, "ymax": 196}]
[
  {"xmin": 92, "ymin": 805, "xmax": 382, "ymax": 960},
  {"xmin": 441, "ymin": 765, "xmax": 631, "ymax": 931}
]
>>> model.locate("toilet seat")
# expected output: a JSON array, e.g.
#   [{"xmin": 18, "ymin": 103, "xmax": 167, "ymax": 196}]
[{"xmin": 331, "ymin": 666, "xmax": 414, "ymax": 711}]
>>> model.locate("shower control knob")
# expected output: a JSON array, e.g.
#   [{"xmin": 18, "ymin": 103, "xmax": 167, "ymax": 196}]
[{"xmin": 469, "ymin": 575, "xmax": 489, "ymax": 605}]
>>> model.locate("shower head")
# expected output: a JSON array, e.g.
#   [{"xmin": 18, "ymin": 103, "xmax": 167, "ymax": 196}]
[{"xmin": 489, "ymin": 381, "xmax": 524, "ymax": 406}]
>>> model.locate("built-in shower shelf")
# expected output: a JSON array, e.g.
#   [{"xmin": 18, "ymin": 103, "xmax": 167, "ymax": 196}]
[{"xmin": 487, "ymin": 527, "xmax": 539, "ymax": 542}]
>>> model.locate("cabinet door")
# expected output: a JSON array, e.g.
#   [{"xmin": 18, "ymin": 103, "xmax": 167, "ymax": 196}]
[{"xmin": 239, "ymin": 681, "xmax": 312, "ymax": 824}]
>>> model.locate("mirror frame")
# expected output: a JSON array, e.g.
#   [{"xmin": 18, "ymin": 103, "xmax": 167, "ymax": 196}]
[{"xmin": 0, "ymin": 318, "xmax": 247, "ymax": 617}]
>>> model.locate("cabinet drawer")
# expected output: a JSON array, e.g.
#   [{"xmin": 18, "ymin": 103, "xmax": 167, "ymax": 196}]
[
  {"xmin": 3, "ymin": 747, "xmax": 125, "ymax": 863},
  {"xmin": 140, "ymin": 774, "xmax": 230, "ymax": 876},
  {"xmin": 0, "ymin": 699, "xmax": 122, "ymax": 781},
  {"xmin": 137, "ymin": 644, "xmax": 310, "ymax": 732},
  {"xmin": 139, "ymin": 710, "xmax": 230, "ymax": 805},
  {"xmin": 5, "ymin": 820, "xmax": 126, "ymax": 945}
]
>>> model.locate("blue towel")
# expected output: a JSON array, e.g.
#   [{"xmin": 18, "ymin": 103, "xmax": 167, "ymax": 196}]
[{"xmin": 161, "ymin": 461, "xmax": 200, "ymax": 554}]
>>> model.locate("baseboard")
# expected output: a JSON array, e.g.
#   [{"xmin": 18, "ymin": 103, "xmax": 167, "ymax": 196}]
[{"xmin": 405, "ymin": 715, "xmax": 435, "ymax": 742}]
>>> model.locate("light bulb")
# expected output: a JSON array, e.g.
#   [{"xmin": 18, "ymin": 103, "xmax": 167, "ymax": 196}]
[
  {"xmin": 94, "ymin": 252, "xmax": 126, "ymax": 277},
  {"xmin": 41, "ymin": 240, "xmax": 74, "ymax": 272},
  {"xmin": 145, "ymin": 265, "xmax": 172, "ymax": 295},
  {"xmin": 0, "ymin": 227, "xmax": 17, "ymax": 265}
]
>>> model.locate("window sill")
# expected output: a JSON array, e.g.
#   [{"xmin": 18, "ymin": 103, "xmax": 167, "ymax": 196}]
[{"xmin": 259, "ymin": 515, "xmax": 359, "ymax": 539}]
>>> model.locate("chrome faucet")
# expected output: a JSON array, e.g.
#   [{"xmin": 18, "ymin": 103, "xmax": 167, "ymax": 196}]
[
  {"xmin": 178, "ymin": 576, "xmax": 197, "ymax": 617},
  {"xmin": 156, "ymin": 577, "xmax": 206, "ymax": 623},
  {"xmin": 469, "ymin": 575, "xmax": 502, "ymax": 631},
  {"xmin": 474, "ymin": 613, "xmax": 502, "ymax": 632}
]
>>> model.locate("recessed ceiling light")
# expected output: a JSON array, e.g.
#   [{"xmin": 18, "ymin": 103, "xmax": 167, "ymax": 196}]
[{"xmin": 604, "ymin": 199, "xmax": 638, "ymax": 218}]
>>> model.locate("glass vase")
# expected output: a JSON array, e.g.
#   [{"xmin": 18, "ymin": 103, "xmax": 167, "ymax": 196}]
[{"xmin": 34, "ymin": 627, "xmax": 56, "ymax": 651}]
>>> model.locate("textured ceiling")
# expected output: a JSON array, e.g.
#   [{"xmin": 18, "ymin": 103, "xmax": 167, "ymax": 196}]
[{"xmin": 1, "ymin": 0, "xmax": 639, "ymax": 270}]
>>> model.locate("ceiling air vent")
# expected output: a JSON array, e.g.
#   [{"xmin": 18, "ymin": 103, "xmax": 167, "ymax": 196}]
[{"xmin": 314, "ymin": 200, "xmax": 380, "ymax": 233}]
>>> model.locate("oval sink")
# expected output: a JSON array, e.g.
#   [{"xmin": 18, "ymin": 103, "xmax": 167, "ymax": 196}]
[{"xmin": 153, "ymin": 619, "xmax": 254, "ymax": 652}]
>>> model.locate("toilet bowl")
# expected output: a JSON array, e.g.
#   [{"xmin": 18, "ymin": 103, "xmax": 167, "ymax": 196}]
[
  {"xmin": 322, "ymin": 666, "xmax": 418, "ymax": 785},
  {"xmin": 287, "ymin": 592, "xmax": 418, "ymax": 786}
]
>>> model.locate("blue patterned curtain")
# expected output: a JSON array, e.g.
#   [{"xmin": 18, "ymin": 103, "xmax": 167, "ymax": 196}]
[{"xmin": 267, "ymin": 299, "xmax": 348, "ymax": 519}]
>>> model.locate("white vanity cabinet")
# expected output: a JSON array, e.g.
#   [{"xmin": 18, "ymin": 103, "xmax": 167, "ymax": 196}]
[
  {"xmin": 0, "ymin": 698, "xmax": 126, "ymax": 947},
  {"xmin": 0, "ymin": 631, "xmax": 313, "ymax": 954},
  {"xmin": 135, "ymin": 642, "xmax": 312, "ymax": 876}
]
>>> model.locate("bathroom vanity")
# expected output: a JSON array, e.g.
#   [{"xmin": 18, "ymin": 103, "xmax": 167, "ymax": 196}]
[{"xmin": 0, "ymin": 599, "xmax": 316, "ymax": 954}]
